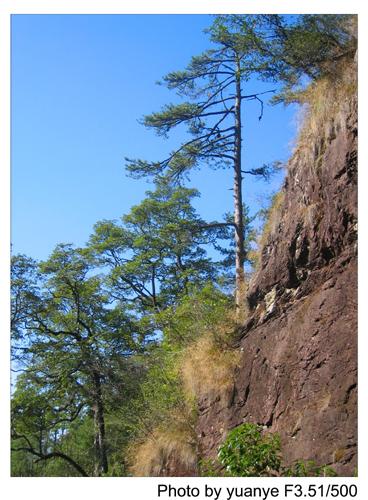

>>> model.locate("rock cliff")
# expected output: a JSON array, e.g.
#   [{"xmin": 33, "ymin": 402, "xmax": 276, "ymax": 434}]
[{"xmin": 195, "ymin": 88, "xmax": 358, "ymax": 476}]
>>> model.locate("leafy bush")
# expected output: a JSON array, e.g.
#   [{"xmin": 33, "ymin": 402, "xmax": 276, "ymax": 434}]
[
  {"xmin": 218, "ymin": 423, "xmax": 281, "ymax": 477},
  {"xmin": 201, "ymin": 423, "xmax": 338, "ymax": 477},
  {"xmin": 126, "ymin": 346, "xmax": 187, "ymax": 438}
]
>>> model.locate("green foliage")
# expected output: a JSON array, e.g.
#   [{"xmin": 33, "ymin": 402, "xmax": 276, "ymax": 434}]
[
  {"xmin": 88, "ymin": 181, "xmax": 227, "ymax": 312},
  {"xmin": 218, "ymin": 423, "xmax": 281, "ymax": 477},
  {"xmin": 144, "ymin": 102, "xmax": 202, "ymax": 136},
  {"xmin": 156, "ymin": 283, "xmax": 233, "ymax": 347},
  {"xmin": 283, "ymin": 460, "xmax": 337, "ymax": 477},
  {"xmin": 207, "ymin": 15, "xmax": 356, "ymax": 106},
  {"xmin": 198, "ymin": 458, "xmax": 221, "ymax": 477},
  {"xmin": 123, "ymin": 280, "xmax": 239, "ymax": 474},
  {"xmin": 11, "ymin": 254, "xmax": 41, "ymax": 360},
  {"xmin": 127, "ymin": 283, "xmax": 232, "ymax": 440},
  {"xmin": 11, "ymin": 244, "xmax": 147, "ymax": 476},
  {"xmin": 11, "ymin": 179, "xmax": 236, "ymax": 476},
  {"xmin": 128, "ymin": 347, "xmax": 187, "ymax": 437},
  {"xmin": 260, "ymin": 15, "xmax": 356, "ymax": 104},
  {"xmin": 200, "ymin": 423, "xmax": 337, "ymax": 477},
  {"xmin": 11, "ymin": 373, "xmax": 95, "ymax": 477}
]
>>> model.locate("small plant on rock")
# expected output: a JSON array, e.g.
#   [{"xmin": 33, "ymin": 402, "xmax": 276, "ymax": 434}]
[
  {"xmin": 202, "ymin": 423, "xmax": 338, "ymax": 477},
  {"xmin": 218, "ymin": 423, "xmax": 281, "ymax": 477},
  {"xmin": 283, "ymin": 460, "xmax": 337, "ymax": 477}
]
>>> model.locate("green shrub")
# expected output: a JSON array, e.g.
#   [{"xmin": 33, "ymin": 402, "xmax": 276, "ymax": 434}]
[
  {"xmin": 283, "ymin": 460, "xmax": 337, "ymax": 477},
  {"xmin": 201, "ymin": 423, "xmax": 338, "ymax": 477},
  {"xmin": 218, "ymin": 423, "xmax": 281, "ymax": 477}
]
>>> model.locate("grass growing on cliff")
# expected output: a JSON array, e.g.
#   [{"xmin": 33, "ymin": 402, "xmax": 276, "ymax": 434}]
[
  {"xmin": 128, "ymin": 414, "xmax": 198, "ymax": 476},
  {"xmin": 248, "ymin": 191, "xmax": 285, "ymax": 271},
  {"xmin": 127, "ymin": 283, "xmax": 242, "ymax": 476},
  {"xmin": 125, "ymin": 343, "xmax": 198, "ymax": 476},
  {"xmin": 293, "ymin": 58, "xmax": 357, "ymax": 166},
  {"xmin": 181, "ymin": 335, "xmax": 241, "ymax": 402}
]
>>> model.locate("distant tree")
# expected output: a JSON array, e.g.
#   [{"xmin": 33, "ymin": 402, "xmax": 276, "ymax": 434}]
[
  {"xmin": 126, "ymin": 16, "xmax": 279, "ymax": 309},
  {"xmin": 11, "ymin": 373, "xmax": 90, "ymax": 477},
  {"xmin": 11, "ymin": 254, "xmax": 40, "ymax": 364},
  {"xmin": 11, "ymin": 245, "xmax": 145, "ymax": 476}
]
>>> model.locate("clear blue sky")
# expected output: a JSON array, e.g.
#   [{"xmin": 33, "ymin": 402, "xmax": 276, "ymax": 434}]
[{"xmin": 11, "ymin": 14, "xmax": 297, "ymax": 261}]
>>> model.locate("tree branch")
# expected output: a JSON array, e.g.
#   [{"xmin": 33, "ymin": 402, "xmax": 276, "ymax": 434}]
[{"xmin": 193, "ymin": 221, "xmax": 237, "ymax": 231}]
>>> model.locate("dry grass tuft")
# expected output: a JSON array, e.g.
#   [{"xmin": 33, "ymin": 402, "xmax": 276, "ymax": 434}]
[
  {"xmin": 294, "ymin": 59, "xmax": 357, "ymax": 164},
  {"xmin": 249, "ymin": 191, "xmax": 285, "ymax": 272},
  {"xmin": 236, "ymin": 280, "xmax": 251, "ymax": 323},
  {"xmin": 128, "ymin": 417, "xmax": 197, "ymax": 476},
  {"xmin": 259, "ymin": 191, "xmax": 285, "ymax": 249},
  {"xmin": 181, "ymin": 335, "xmax": 241, "ymax": 401}
]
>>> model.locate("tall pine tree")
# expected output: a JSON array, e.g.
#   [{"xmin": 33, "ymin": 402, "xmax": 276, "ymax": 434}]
[{"xmin": 126, "ymin": 16, "xmax": 276, "ymax": 309}]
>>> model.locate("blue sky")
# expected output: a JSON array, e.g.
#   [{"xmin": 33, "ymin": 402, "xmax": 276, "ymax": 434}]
[{"xmin": 11, "ymin": 14, "xmax": 297, "ymax": 261}]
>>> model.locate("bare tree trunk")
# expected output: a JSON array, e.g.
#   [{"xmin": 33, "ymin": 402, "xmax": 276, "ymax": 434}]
[
  {"xmin": 233, "ymin": 62, "xmax": 245, "ymax": 312},
  {"xmin": 92, "ymin": 371, "xmax": 108, "ymax": 476}
]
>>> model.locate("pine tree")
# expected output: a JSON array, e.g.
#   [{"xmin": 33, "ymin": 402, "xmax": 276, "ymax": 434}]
[{"xmin": 126, "ymin": 16, "xmax": 277, "ymax": 309}]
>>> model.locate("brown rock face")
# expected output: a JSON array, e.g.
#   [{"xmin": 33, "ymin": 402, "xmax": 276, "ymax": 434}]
[{"xmin": 196, "ymin": 95, "xmax": 357, "ymax": 476}]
